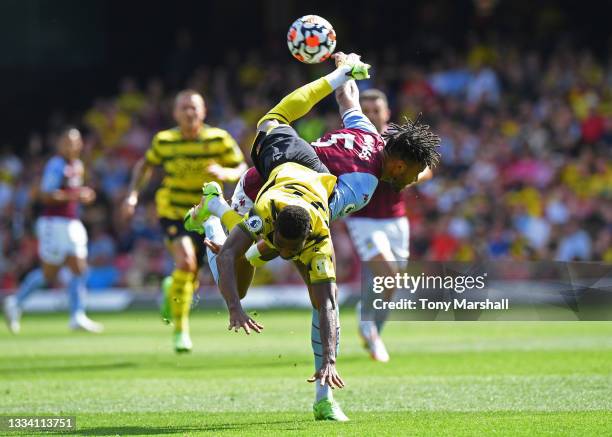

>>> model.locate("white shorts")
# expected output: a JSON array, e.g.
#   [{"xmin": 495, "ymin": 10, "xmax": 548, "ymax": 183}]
[
  {"xmin": 345, "ymin": 216, "xmax": 409, "ymax": 263},
  {"xmin": 36, "ymin": 217, "xmax": 88, "ymax": 265}
]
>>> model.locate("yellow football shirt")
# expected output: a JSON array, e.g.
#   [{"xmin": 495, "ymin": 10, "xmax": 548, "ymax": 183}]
[
  {"xmin": 238, "ymin": 162, "xmax": 337, "ymax": 284},
  {"xmin": 145, "ymin": 126, "xmax": 244, "ymax": 220}
]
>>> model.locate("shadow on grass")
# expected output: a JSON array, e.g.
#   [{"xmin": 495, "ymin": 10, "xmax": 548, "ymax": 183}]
[
  {"xmin": 0, "ymin": 361, "xmax": 137, "ymax": 375},
  {"xmin": 45, "ymin": 419, "xmax": 313, "ymax": 435},
  {"xmin": 152, "ymin": 350, "xmax": 372, "ymax": 372}
]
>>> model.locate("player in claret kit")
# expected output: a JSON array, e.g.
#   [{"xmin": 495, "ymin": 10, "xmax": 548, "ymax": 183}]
[
  {"xmin": 230, "ymin": 87, "xmax": 438, "ymax": 363},
  {"xmin": 3, "ymin": 127, "xmax": 103, "ymax": 334},
  {"xmin": 184, "ymin": 53, "xmax": 440, "ymax": 421}
]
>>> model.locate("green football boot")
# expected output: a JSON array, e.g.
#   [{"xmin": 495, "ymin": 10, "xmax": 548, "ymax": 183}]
[
  {"xmin": 159, "ymin": 276, "xmax": 172, "ymax": 325},
  {"xmin": 313, "ymin": 398, "xmax": 350, "ymax": 422},
  {"xmin": 183, "ymin": 181, "xmax": 222, "ymax": 234},
  {"xmin": 348, "ymin": 62, "xmax": 371, "ymax": 80},
  {"xmin": 173, "ymin": 331, "xmax": 193, "ymax": 353}
]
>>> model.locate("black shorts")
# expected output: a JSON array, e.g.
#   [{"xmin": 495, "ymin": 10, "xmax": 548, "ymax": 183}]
[
  {"xmin": 159, "ymin": 218, "xmax": 207, "ymax": 268},
  {"xmin": 251, "ymin": 124, "xmax": 329, "ymax": 180}
]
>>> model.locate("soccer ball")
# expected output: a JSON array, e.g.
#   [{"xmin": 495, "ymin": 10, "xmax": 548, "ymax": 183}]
[{"xmin": 287, "ymin": 15, "xmax": 336, "ymax": 64}]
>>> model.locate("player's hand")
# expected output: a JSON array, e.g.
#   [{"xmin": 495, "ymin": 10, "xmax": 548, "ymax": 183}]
[
  {"xmin": 332, "ymin": 51, "xmax": 348, "ymax": 67},
  {"xmin": 332, "ymin": 52, "xmax": 361, "ymax": 68},
  {"xmin": 228, "ymin": 307, "xmax": 263, "ymax": 335},
  {"xmin": 78, "ymin": 187, "xmax": 96, "ymax": 205},
  {"xmin": 207, "ymin": 164, "xmax": 236, "ymax": 182},
  {"xmin": 308, "ymin": 361, "xmax": 345, "ymax": 389},
  {"xmin": 203, "ymin": 238, "xmax": 222, "ymax": 254},
  {"xmin": 120, "ymin": 195, "xmax": 138, "ymax": 220}
]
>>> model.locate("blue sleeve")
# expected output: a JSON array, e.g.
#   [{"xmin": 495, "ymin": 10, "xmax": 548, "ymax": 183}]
[
  {"xmin": 40, "ymin": 157, "xmax": 65, "ymax": 193},
  {"xmin": 342, "ymin": 108, "xmax": 378, "ymax": 135},
  {"xmin": 329, "ymin": 172, "xmax": 379, "ymax": 221}
]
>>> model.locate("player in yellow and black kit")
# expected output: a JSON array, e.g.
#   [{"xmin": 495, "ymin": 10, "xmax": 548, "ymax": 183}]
[
  {"xmin": 184, "ymin": 53, "xmax": 372, "ymax": 421},
  {"xmin": 239, "ymin": 162, "xmax": 337, "ymax": 284},
  {"xmin": 121, "ymin": 89, "xmax": 246, "ymax": 352}
]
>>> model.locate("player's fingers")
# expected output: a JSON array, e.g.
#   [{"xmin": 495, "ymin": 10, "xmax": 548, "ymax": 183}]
[
  {"xmin": 247, "ymin": 319, "xmax": 262, "ymax": 333},
  {"xmin": 331, "ymin": 373, "xmax": 345, "ymax": 388},
  {"xmin": 241, "ymin": 322, "xmax": 251, "ymax": 335},
  {"xmin": 203, "ymin": 239, "xmax": 220, "ymax": 254},
  {"xmin": 322, "ymin": 372, "xmax": 335, "ymax": 388},
  {"xmin": 307, "ymin": 375, "xmax": 317, "ymax": 383}
]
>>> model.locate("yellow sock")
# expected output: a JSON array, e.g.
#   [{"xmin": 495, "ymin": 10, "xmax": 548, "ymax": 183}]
[
  {"xmin": 257, "ymin": 77, "xmax": 333, "ymax": 127},
  {"xmin": 170, "ymin": 269, "xmax": 195, "ymax": 333},
  {"xmin": 221, "ymin": 209, "xmax": 243, "ymax": 232}
]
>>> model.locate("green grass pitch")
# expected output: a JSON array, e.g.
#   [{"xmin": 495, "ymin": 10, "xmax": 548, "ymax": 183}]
[{"xmin": 1, "ymin": 309, "xmax": 611, "ymax": 436}]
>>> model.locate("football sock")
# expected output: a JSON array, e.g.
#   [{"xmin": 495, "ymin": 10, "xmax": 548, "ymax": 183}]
[
  {"xmin": 204, "ymin": 217, "xmax": 227, "ymax": 284},
  {"xmin": 15, "ymin": 268, "xmax": 46, "ymax": 308},
  {"xmin": 67, "ymin": 272, "xmax": 87, "ymax": 318},
  {"xmin": 207, "ymin": 195, "xmax": 232, "ymax": 218},
  {"xmin": 375, "ymin": 311, "xmax": 389, "ymax": 333},
  {"xmin": 170, "ymin": 269, "xmax": 195, "ymax": 333},
  {"xmin": 311, "ymin": 308, "xmax": 341, "ymax": 402},
  {"xmin": 220, "ymin": 209, "xmax": 242, "ymax": 232},
  {"xmin": 324, "ymin": 65, "xmax": 353, "ymax": 90}
]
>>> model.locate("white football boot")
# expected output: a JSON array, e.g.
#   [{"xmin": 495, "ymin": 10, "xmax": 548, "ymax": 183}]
[
  {"xmin": 3, "ymin": 295, "xmax": 22, "ymax": 334},
  {"xmin": 357, "ymin": 301, "xmax": 390, "ymax": 363},
  {"xmin": 69, "ymin": 311, "xmax": 104, "ymax": 333}
]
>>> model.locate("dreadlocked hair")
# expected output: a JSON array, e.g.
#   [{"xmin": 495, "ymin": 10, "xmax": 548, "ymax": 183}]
[{"xmin": 382, "ymin": 115, "xmax": 441, "ymax": 169}]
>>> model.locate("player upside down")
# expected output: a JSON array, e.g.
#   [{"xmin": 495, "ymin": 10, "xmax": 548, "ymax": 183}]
[
  {"xmin": 184, "ymin": 53, "xmax": 440, "ymax": 421},
  {"xmin": 227, "ymin": 71, "xmax": 440, "ymax": 363}
]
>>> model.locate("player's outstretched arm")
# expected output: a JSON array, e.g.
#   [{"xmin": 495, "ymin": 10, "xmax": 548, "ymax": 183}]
[
  {"xmin": 216, "ymin": 226, "xmax": 264, "ymax": 334},
  {"xmin": 335, "ymin": 80, "xmax": 361, "ymax": 117},
  {"xmin": 307, "ymin": 281, "xmax": 345, "ymax": 389},
  {"xmin": 121, "ymin": 157, "xmax": 155, "ymax": 219}
]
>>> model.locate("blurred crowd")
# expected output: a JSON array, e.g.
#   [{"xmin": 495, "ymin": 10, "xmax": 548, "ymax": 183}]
[{"xmin": 0, "ymin": 39, "xmax": 610, "ymax": 291}]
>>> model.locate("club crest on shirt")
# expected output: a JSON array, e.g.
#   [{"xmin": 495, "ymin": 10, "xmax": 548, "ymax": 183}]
[{"xmin": 246, "ymin": 215, "xmax": 263, "ymax": 234}]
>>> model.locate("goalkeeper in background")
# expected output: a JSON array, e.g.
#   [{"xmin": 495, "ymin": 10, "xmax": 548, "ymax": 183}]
[{"xmin": 121, "ymin": 90, "xmax": 246, "ymax": 353}]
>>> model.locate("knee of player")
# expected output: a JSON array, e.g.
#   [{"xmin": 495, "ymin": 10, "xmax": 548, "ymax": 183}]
[{"xmin": 368, "ymin": 255, "xmax": 397, "ymax": 277}]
